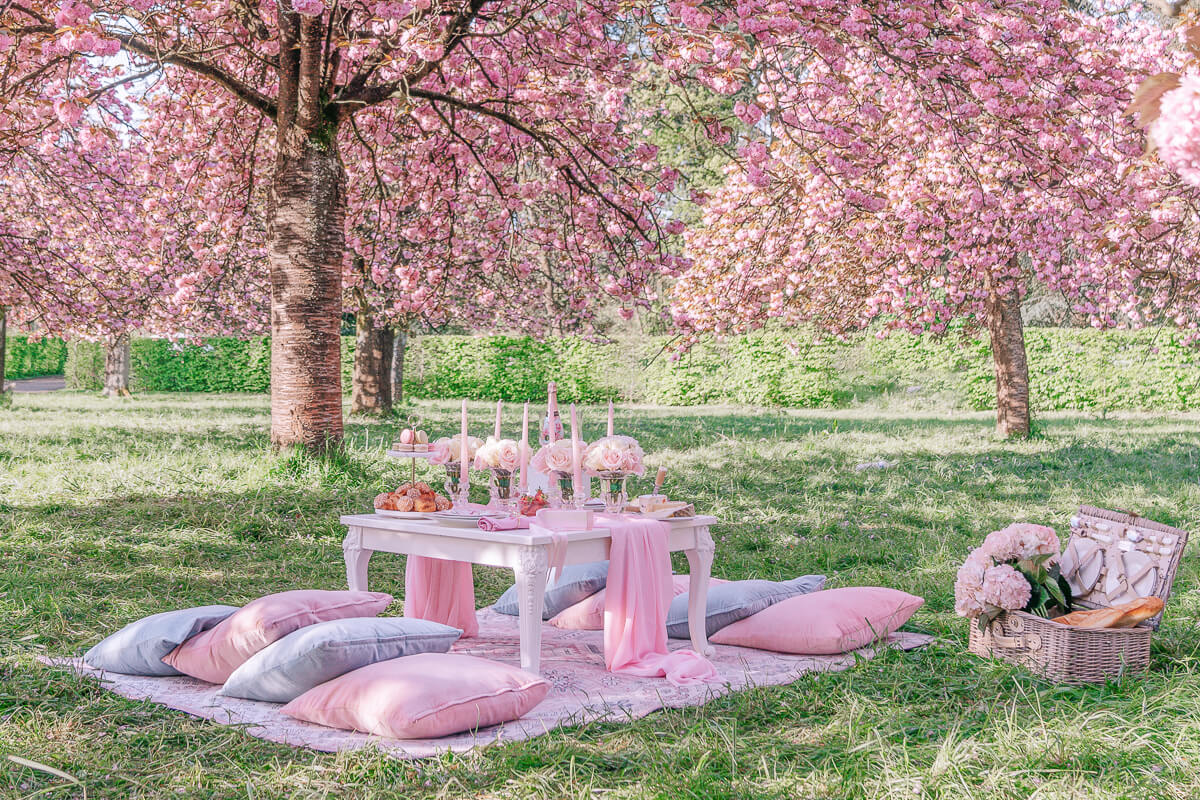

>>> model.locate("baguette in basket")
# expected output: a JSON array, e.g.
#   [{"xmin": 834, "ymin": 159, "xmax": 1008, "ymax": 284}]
[{"xmin": 1052, "ymin": 596, "xmax": 1163, "ymax": 629}]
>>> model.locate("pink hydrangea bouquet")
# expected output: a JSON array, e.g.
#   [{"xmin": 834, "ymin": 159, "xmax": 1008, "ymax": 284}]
[
  {"xmin": 531, "ymin": 439, "xmax": 576, "ymax": 475},
  {"xmin": 583, "ymin": 435, "xmax": 645, "ymax": 476},
  {"xmin": 429, "ymin": 434, "xmax": 483, "ymax": 466},
  {"xmin": 954, "ymin": 523, "xmax": 1072, "ymax": 632},
  {"xmin": 473, "ymin": 436, "xmax": 529, "ymax": 473}
]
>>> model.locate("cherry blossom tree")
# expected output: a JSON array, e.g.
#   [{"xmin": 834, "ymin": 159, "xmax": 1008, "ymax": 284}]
[
  {"xmin": 664, "ymin": 0, "xmax": 1194, "ymax": 437},
  {"xmin": 2, "ymin": 1, "xmax": 687, "ymax": 449}
]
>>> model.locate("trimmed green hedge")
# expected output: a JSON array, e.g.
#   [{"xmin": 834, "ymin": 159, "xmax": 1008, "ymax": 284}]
[
  {"xmin": 4, "ymin": 336, "xmax": 67, "ymax": 380},
  {"xmin": 61, "ymin": 328, "xmax": 1200, "ymax": 412}
]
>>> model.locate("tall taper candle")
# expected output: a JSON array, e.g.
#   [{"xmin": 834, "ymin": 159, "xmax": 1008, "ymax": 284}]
[
  {"xmin": 570, "ymin": 402, "xmax": 583, "ymax": 497},
  {"xmin": 607, "ymin": 399, "xmax": 614, "ymax": 437},
  {"xmin": 460, "ymin": 399, "xmax": 469, "ymax": 490},
  {"xmin": 493, "ymin": 400, "xmax": 502, "ymax": 440},
  {"xmin": 519, "ymin": 402, "xmax": 530, "ymax": 493}
]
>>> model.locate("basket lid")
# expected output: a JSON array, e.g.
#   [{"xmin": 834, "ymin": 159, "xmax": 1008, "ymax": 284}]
[{"xmin": 1059, "ymin": 506, "xmax": 1188, "ymax": 630}]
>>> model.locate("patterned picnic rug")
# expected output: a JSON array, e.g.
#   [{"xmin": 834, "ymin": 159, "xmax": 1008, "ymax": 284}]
[{"xmin": 46, "ymin": 608, "xmax": 932, "ymax": 760}]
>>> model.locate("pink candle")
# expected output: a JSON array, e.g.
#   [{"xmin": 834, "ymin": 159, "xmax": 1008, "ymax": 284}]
[
  {"xmin": 607, "ymin": 399, "xmax": 614, "ymax": 437},
  {"xmin": 459, "ymin": 399, "xmax": 469, "ymax": 489},
  {"xmin": 518, "ymin": 402, "xmax": 530, "ymax": 493},
  {"xmin": 493, "ymin": 400, "xmax": 502, "ymax": 440},
  {"xmin": 570, "ymin": 403, "xmax": 583, "ymax": 497}
]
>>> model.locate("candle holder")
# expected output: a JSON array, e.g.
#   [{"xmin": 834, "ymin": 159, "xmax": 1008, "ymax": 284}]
[
  {"xmin": 488, "ymin": 468, "xmax": 516, "ymax": 512},
  {"xmin": 444, "ymin": 465, "xmax": 470, "ymax": 510},
  {"xmin": 596, "ymin": 471, "xmax": 630, "ymax": 514}
]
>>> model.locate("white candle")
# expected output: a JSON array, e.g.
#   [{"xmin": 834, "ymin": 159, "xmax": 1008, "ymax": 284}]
[
  {"xmin": 460, "ymin": 399, "xmax": 469, "ymax": 490},
  {"xmin": 607, "ymin": 399, "xmax": 614, "ymax": 437},
  {"xmin": 570, "ymin": 402, "xmax": 583, "ymax": 497},
  {"xmin": 519, "ymin": 402, "xmax": 530, "ymax": 493},
  {"xmin": 494, "ymin": 400, "xmax": 502, "ymax": 440}
]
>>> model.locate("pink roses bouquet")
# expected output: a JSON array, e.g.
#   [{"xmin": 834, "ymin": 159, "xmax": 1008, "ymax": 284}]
[
  {"xmin": 583, "ymin": 435, "xmax": 645, "ymax": 476},
  {"xmin": 954, "ymin": 523, "xmax": 1071, "ymax": 632},
  {"xmin": 531, "ymin": 439, "xmax": 576, "ymax": 475},
  {"xmin": 473, "ymin": 436, "xmax": 528, "ymax": 473}
]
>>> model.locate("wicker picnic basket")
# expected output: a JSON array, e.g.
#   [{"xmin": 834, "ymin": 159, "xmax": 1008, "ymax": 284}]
[{"xmin": 968, "ymin": 506, "xmax": 1188, "ymax": 684}]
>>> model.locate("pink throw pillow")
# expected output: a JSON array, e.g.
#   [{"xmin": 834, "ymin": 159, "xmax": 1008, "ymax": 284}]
[
  {"xmin": 549, "ymin": 575, "xmax": 728, "ymax": 631},
  {"xmin": 280, "ymin": 653, "xmax": 549, "ymax": 739},
  {"xmin": 162, "ymin": 590, "xmax": 393, "ymax": 683},
  {"xmin": 709, "ymin": 587, "xmax": 924, "ymax": 655}
]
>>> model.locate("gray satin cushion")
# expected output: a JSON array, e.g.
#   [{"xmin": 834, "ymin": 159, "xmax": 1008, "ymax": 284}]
[
  {"xmin": 666, "ymin": 575, "xmax": 827, "ymax": 638},
  {"xmin": 83, "ymin": 605, "xmax": 239, "ymax": 676},
  {"xmin": 219, "ymin": 617, "xmax": 462, "ymax": 703},
  {"xmin": 493, "ymin": 561, "xmax": 610, "ymax": 620}
]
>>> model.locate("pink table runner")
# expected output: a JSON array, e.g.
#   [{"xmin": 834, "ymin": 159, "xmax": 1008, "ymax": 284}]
[
  {"xmin": 600, "ymin": 514, "xmax": 718, "ymax": 685},
  {"xmin": 405, "ymin": 512, "xmax": 716, "ymax": 685}
]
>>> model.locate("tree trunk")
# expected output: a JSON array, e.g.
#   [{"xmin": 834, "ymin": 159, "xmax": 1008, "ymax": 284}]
[
  {"xmin": 391, "ymin": 327, "xmax": 407, "ymax": 404},
  {"xmin": 984, "ymin": 270, "xmax": 1031, "ymax": 438},
  {"xmin": 103, "ymin": 334, "xmax": 131, "ymax": 397},
  {"xmin": 0, "ymin": 306, "xmax": 7, "ymax": 393},
  {"xmin": 351, "ymin": 311, "xmax": 393, "ymax": 415},
  {"xmin": 265, "ymin": 135, "xmax": 347, "ymax": 450}
]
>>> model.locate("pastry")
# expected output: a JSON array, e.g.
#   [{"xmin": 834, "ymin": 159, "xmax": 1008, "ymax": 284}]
[
  {"xmin": 394, "ymin": 429, "xmax": 416, "ymax": 451},
  {"xmin": 1111, "ymin": 596, "xmax": 1164, "ymax": 627},
  {"xmin": 1051, "ymin": 607, "xmax": 1127, "ymax": 629},
  {"xmin": 416, "ymin": 430, "xmax": 429, "ymax": 444},
  {"xmin": 414, "ymin": 496, "xmax": 437, "ymax": 513},
  {"xmin": 374, "ymin": 492, "xmax": 395, "ymax": 511},
  {"xmin": 435, "ymin": 495, "xmax": 452, "ymax": 511},
  {"xmin": 394, "ymin": 494, "xmax": 415, "ymax": 512},
  {"xmin": 414, "ymin": 482, "xmax": 433, "ymax": 496}
]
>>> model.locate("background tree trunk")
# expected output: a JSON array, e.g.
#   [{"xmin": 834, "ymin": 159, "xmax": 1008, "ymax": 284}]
[
  {"xmin": 985, "ymin": 269, "xmax": 1031, "ymax": 438},
  {"xmin": 266, "ymin": 136, "xmax": 347, "ymax": 450},
  {"xmin": 0, "ymin": 306, "xmax": 7, "ymax": 393},
  {"xmin": 351, "ymin": 311, "xmax": 393, "ymax": 414},
  {"xmin": 391, "ymin": 327, "xmax": 407, "ymax": 404},
  {"xmin": 103, "ymin": 334, "xmax": 131, "ymax": 397}
]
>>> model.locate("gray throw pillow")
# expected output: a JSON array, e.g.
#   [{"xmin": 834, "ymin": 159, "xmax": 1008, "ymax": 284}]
[
  {"xmin": 219, "ymin": 617, "xmax": 462, "ymax": 703},
  {"xmin": 83, "ymin": 605, "xmax": 239, "ymax": 676},
  {"xmin": 666, "ymin": 575, "xmax": 826, "ymax": 638},
  {"xmin": 493, "ymin": 561, "xmax": 610, "ymax": 620}
]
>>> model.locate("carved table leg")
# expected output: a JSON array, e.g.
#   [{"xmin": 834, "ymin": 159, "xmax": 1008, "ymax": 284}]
[
  {"xmin": 343, "ymin": 526, "xmax": 373, "ymax": 591},
  {"xmin": 684, "ymin": 525, "xmax": 716, "ymax": 657},
  {"xmin": 514, "ymin": 545, "xmax": 549, "ymax": 673}
]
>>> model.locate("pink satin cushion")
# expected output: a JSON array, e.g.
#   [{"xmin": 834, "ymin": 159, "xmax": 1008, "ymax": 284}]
[
  {"xmin": 709, "ymin": 587, "xmax": 924, "ymax": 655},
  {"xmin": 549, "ymin": 575, "xmax": 727, "ymax": 631},
  {"xmin": 162, "ymin": 590, "xmax": 393, "ymax": 683},
  {"xmin": 280, "ymin": 653, "xmax": 550, "ymax": 739}
]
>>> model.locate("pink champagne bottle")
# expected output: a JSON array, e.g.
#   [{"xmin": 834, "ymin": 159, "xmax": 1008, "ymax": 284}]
[{"xmin": 540, "ymin": 381, "xmax": 564, "ymax": 446}]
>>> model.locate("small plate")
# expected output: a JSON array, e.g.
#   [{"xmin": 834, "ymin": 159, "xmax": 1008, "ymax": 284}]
[
  {"xmin": 373, "ymin": 509, "xmax": 429, "ymax": 519},
  {"xmin": 434, "ymin": 511, "xmax": 507, "ymax": 527}
]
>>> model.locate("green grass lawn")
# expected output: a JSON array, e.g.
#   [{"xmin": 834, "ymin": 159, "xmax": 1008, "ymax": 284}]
[{"xmin": 4, "ymin": 393, "xmax": 1200, "ymax": 799}]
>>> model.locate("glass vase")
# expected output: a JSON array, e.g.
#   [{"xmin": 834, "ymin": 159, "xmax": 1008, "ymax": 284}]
[
  {"xmin": 489, "ymin": 468, "xmax": 516, "ymax": 512},
  {"xmin": 597, "ymin": 471, "xmax": 629, "ymax": 514},
  {"xmin": 548, "ymin": 471, "xmax": 572, "ymax": 509},
  {"xmin": 444, "ymin": 465, "xmax": 469, "ymax": 510}
]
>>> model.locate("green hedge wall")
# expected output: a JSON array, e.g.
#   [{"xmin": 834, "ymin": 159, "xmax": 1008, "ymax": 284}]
[
  {"xmin": 4, "ymin": 336, "xmax": 67, "ymax": 380},
  {"xmin": 61, "ymin": 328, "xmax": 1200, "ymax": 412}
]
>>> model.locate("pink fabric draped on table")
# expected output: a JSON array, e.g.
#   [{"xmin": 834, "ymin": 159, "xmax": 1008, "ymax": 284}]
[
  {"xmin": 599, "ymin": 514, "xmax": 718, "ymax": 685},
  {"xmin": 404, "ymin": 558, "xmax": 479, "ymax": 638},
  {"xmin": 405, "ymin": 512, "xmax": 717, "ymax": 685}
]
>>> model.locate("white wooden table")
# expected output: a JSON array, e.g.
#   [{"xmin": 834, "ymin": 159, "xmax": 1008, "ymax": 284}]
[{"xmin": 339, "ymin": 513, "xmax": 718, "ymax": 673}]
